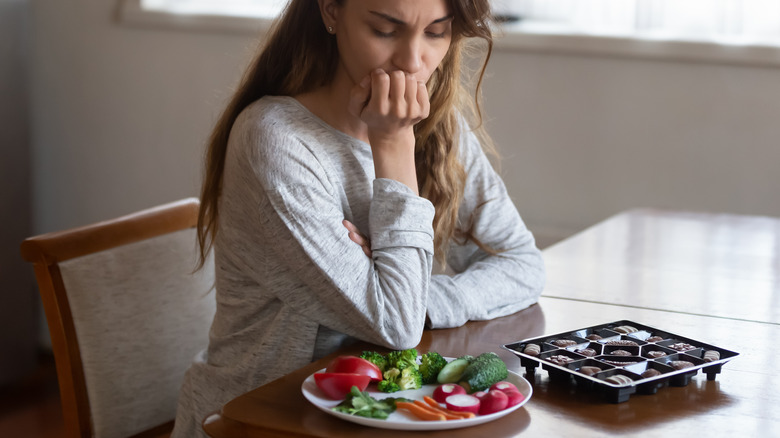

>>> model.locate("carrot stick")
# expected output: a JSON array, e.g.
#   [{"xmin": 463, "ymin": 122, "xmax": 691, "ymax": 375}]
[
  {"xmin": 396, "ymin": 401, "xmax": 446, "ymax": 421},
  {"xmin": 414, "ymin": 399, "xmax": 465, "ymax": 420},
  {"xmin": 421, "ymin": 396, "xmax": 476, "ymax": 419}
]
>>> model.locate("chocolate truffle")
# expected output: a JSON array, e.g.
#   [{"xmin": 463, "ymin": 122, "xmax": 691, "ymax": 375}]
[
  {"xmin": 579, "ymin": 366, "xmax": 601, "ymax": 376},
  {"xmin": 606, "ymin": 340, "xmax": 639, "ymax": 347},
  {"xmin": 645, "ymin": 351, "xmax": 667, "ymax": 358},
  {"xmin": 610, "ymin": 349, "xmax": 632, "ymax": 356},
  {"xmin": 646, "ymin": 336, "xmax": 664, "ymax": 342},
  {"xmin": 670, "ymin": 360, "xmax": 694, "ymax": 370},
  {"xmin": 604, "ymin": 374, "xmax": 634, "ymax": 385},
  {"xmin": 575, "ymin": 348, "xmax": 597, "ymax": 357},
  {"xmin": 669, "ymin": 342, "xmax": 696, "ymax": 352},
  {"xmin": 641, "ymin": 368, "xmax": 662, "ymax": 378},
  {"xmin": 551, "ymin": 339, "xmax": 578, "ymax": 348},
  {"xmin": 613, "ymin": 325, "xmax": 638, "ymax": 334},
  {"xmin": 703, "ymin": 350, "xmax": 720, "ymax": 363},
  {"xmin": 523, "ymin": 344, "xmax": 541, "ymax": 356},
  {"xmin": 547, "ymin": 355, "xmax": 575, "ymax": 366},
  {"xmin": 586, "ymin": 334, "xmax": 603, "ymax": 341}
]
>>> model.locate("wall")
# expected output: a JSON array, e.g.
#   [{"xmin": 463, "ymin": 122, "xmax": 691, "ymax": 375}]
[
  {"xmin": 484, "ymin": 49, "xmax": 780, "ymax": 245},
  {"xmin": 29, "ymin": 2, "xmax": 780, "ymax": 246},
  {"xmin": 0, "ymin": 0, "xmax": 37, "ymax": 385}
]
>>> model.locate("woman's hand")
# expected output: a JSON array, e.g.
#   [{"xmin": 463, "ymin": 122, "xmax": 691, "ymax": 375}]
[
  {"xmin": 343, "ymin": 219, "xmax": 372, "ymax": 258},
  {"xmin": 348, "ymin": 69, "xmax": 429, "ymax": 195}
]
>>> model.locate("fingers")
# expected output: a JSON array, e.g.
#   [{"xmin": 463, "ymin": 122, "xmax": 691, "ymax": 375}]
[
  {"xmin": 342, "ymin": 220, "xmax": 372, "ymax": 258},
  {"xmin": 348, "ymin": 75, "xmax": 372, "ymax": 119},
  {"xmin": 361, "ymin": 69, "xmax": 429, "ymax": 131},
  {"xmin": 416, "ymin": 80, "xmax": 430, "ymax": 121}
]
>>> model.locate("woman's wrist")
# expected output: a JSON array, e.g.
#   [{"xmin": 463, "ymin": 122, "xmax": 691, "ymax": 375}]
[{"xmin": 370, "ymin": 135, "xmax": 419, "ymax": 195}]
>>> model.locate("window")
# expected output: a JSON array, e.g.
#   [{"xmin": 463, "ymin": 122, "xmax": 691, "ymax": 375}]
[
  {"xmin": 507, "ymin": 0, "xmax": 780, "ymax": 44},
  {"xmin": 140, "ymin": 0, "xmax": 284, "ymax": 19},
  {"xmin": 125, "ymin": 0, "xmax": 780, "ymax": 66}
]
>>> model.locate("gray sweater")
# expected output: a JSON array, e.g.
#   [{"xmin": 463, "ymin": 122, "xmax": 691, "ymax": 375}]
[{"xmin": 172, "ymin": 96, "xmax": 544, "ymax": 437}]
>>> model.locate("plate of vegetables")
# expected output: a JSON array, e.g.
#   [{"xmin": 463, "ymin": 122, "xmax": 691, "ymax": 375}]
[{"xmin": 301, "ymin": 349, "xmax": 532, "ymax": 430}]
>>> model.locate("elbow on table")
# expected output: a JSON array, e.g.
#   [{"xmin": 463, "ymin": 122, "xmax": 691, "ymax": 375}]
[{"xmin": 380, "ymin": 323, "xmax": 425, "ymax": 351}]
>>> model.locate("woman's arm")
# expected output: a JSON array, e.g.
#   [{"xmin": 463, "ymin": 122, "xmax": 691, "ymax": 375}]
[
  {"xmin": 425, "ymin": 126, "xmax": 546, "ymax": 329},
  {"xmin": 219, "ymin": 102, "xmax": 435, "ymax": 349}
]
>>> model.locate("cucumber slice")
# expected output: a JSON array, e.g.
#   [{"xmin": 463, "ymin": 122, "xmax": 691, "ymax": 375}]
[{"xmin": 437, "ymin": 358, "xmax": 471, "ymax": 384}]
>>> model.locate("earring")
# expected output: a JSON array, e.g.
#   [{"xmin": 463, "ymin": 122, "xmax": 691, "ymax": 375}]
[{"xmin": 328, "ymin": 26, "xmax": 334, "ymax": 34}]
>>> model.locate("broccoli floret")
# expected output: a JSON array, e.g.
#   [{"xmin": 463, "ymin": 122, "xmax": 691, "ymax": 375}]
[
  {"xmin": 398, "ymin": 367, "xmax": 423, "ymax": 391},
  {"xmin": 387, "ymin": 348, "xmax": 418, "ymax": 371},
  {"xmin": 383, "ymin": 367, "xmax": 401, "ymax": 382},
  {"xmin": 359, "ymin": 351, "xmax": 388, "ymax": 372},
  {"xmin": 419, "ymin": 351, "xmax": 448, "ymax": 385},
  {"xmin": 377, "ymin": 380, "xmax": 401, "ymax": 393},
  {"xmin": 378, "ymin": 367, "xmax": 402, "ymax": 393}
]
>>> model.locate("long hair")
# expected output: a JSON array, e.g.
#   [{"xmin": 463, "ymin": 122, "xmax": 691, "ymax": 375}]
[{"xmin": 197, "ymin": 0, "xmax": 496, "ymax": 268}]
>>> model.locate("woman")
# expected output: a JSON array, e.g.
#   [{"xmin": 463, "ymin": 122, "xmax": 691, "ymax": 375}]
[{"xmin": 172, "ymin": 0, "xmax": 544, "ymax": 435}]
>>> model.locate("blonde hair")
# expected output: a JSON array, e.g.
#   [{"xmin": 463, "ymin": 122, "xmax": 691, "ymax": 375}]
[{"xmin": 197, "ymin": 0, "xmax": 496, "ymax": 268}]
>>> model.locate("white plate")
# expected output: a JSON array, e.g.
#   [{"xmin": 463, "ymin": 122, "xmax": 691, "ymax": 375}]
[{"xmin": 301, "ymin": 361, "xmax": 532, "ymax": 431}]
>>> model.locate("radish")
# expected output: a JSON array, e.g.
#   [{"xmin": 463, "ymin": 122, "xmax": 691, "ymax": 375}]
[
  {"xmin": 473, "ymin": 390, "xmax": 488, "ymax": 400},
  {"xmin": 503, "ymin": 390, "xmax": 525, "ymax": 407},
  {"xmin": 432, "ymin": 383, "xmax": 466, "ymax": 403},
  {"xmin": 478, "ymin": 390, "xmax": 509, "ymax": 415},
  {"xmin": 490, "ymin": 381, "xmax": 524, "ymax": 407},
  {"xmin": 490, "ymin": 381, "xmax": 518, "ymax": 393},
  {"xmin": 445, "ymin": 394, "xmax": 481, "ymax": 414}
]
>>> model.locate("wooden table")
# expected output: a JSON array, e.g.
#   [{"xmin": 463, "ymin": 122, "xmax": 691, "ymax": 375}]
[
  {"xmin": 203, "ymin": 209, "xmax": 780, "ymax": 437},
  {"xmin": 542, "ymin": 208, "xmax": 780, "ymax": 324}
]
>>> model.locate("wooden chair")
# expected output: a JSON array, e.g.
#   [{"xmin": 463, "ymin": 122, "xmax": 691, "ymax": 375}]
[{"xmin": 20, "ymin": 198, "xmax": 216, "ymax": 438}]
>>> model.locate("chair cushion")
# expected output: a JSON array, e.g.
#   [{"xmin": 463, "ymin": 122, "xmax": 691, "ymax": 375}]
[{"xmin": 59, "ymin": 228, "xmax": 215, "ymax": 438}]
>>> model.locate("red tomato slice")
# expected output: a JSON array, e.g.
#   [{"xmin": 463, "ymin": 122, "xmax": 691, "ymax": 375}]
[
  {"xmin": 325, "ymin": 356, "xmax": 383, "ymax": 382},
  {"xmin": 313, "ymin": 372, "xmax": 371, "ymax": 400}
]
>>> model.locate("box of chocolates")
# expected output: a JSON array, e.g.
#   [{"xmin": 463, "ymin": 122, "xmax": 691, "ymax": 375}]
[{"xmin": 502, "ymin": 320, "xmax": 739, "ymax": 403}]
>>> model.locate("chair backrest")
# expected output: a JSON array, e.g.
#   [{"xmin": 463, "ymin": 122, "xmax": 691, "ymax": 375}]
[{"xmin": 20, "ymin": 198, "xmax": 216, "ymax": 438}]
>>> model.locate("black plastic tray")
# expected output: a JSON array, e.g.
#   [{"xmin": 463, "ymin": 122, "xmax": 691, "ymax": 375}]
[{"xmin": 502, "ymin": 320, "xmax": 739, "ymax": 403}]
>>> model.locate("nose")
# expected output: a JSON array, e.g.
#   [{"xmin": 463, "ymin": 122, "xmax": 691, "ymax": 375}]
[{"xmin": 393, "ymin": 36, "xmax": 423, "ymax": 75}]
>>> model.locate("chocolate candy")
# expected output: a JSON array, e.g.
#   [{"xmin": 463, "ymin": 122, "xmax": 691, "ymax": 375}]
[
  {"xmin": 523, "ymin": 344, "xmax": 541, "ymax": 356},
  {"xmin": 613, "ymin": 325, "xmax": 638, "ymax": 334},
  {"xmin": 547, "ymin": 355, "xmax": 575, "ymax": 365},
  {"xmin": 610, "ymin": 349, "xmax": 632, "ymax": 356},
  {"xmin": 604, "ymin": 374, "xmax": 634, "ymax": 385},
  {"xmin": 575, "ymin": 348, "xmax": 597, "ymax": 357},
  {"xmin": 703, "ymin": 350, "xmax": 720, "ymax": 363},
  {"xmin": 646, "ymin": 336, "xmax": 664, "ymax": 342},
  {"xmin": 586, "ymin": 334, "xmax": 602, "ymax": 341},
  {"xmin": 670, "ymin": 360, "xmax": 694, "ymax": 370},
  {"xmin": 580, "ymin": 366, "xmax": 601, "ymax": 376},
  {"xmin": 646, "ymin": 351, "xmax": 667, "ymax": 358},
  {"xmin": 551, "ymin": 339, "xmax": 578, "ymax": 347},
  {"xmin": 641, "ymin": 369, "xmax": 662, "ymax": 378},
  {"xmin": 606, "ymin": 340, "xmax": 639, "ymax": 347},
  {"xmin": 669, "ymin": 342, "xmax": 696, "ymax": 352}
]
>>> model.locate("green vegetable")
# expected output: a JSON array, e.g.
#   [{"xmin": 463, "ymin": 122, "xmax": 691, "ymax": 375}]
[
  {"xmin": 419, "ymin": 351, "xmax": 447, "ymax": 385},
  {"xmin": 377, "ymin": 380, "xmax": 400, "ymax": 393},
  {"xmin": 437, "ymin": 356, "xmax": 473, "ymax": 384},
  {"xmin": 331, "ymin": 386, "xmax": 400, "ymax": 419},
  {"xmin": 387, "ymin": 348, "xmax": 418, "ymax": 371},
  {"xmin": 398, "ymin": 367, "xmax": 423, "ymax": 391},
  {"xmin": 458, "ymin": 352, "xmax": 508, "ymax": 393},
  {"xmin": 359, "ymin": 351, "xmax": 388, "ymax": 372}
]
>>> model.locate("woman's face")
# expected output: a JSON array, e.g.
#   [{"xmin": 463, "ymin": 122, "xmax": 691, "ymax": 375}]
[{"xmin": 322, "ymin": 0, "xmax": 454, "ymax": 85}]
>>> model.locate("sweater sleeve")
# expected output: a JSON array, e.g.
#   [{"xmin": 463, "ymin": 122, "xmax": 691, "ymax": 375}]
[
  {"xmin": 220, "ymin": 107, "xmax": 435, "ymax": 349},
  {"xmin": 425, "ymin": 125, "xmax": 545, "ymax": 329}
]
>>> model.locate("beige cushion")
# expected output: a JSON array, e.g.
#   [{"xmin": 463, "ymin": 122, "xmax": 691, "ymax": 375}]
[{"xmin": 59, "ymin": 228, "xmax": 215, "ymax": 438}]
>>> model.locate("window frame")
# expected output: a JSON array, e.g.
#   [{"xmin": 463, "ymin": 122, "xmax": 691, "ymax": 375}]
[{"xmin": 118, "ymin": 0, "xmax": 780, "ymax": 68}]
